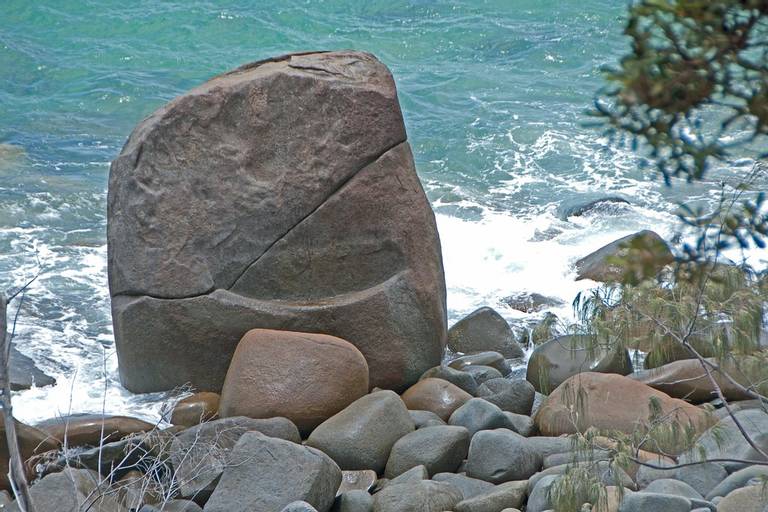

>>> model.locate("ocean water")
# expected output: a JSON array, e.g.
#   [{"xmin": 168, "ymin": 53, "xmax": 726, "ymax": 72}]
[{"xmin": 1, "ymin": 1, "xmax": 765, "ymax": 423}]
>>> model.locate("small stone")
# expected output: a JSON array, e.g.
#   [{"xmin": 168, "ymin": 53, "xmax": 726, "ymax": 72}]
[
  {"xmin": 420, "ymin": 365, "xmax": 478, "ymax": 395},
  {"xmin": 306, "ymin": 391, "xmax": 414, "ymax": 474},
  {"xmin": 476, "ymin": 378, "xmax": 535, "ymax": 415},
  {"xmin": 447, "ymin": 307, "xmax": 525, "ymax": 358},
  {"xmin": 449, "ymin": 397, "xmax": 513, "ymax": 436},
  {"xmin": 449, "ymin": 352, "xmax": 512, "ymax": 375},
  {"xmin": 371, "ymin": 481, "xmax": 462, "ymax": 512},
  {"xmin": 462, "ymin": 365, "xmax": 504, "ymax": 385},
  {"xmin": 384, "ymin": 425, "xmax": 469, "ymax": 478},
  {"xmin": 400, "ymin": 378, "xmax": 472, "ymax": 421},
  {"xmin": 409, "ymin": 410, "xmax": 446, "ymax": 429},
  {"xmin": 170, "ymin": 392, "xmax": 220, "ymax": 427},
  {"xmin": 466, "ymin": 429, "xmax": 542, "ymax": 483}
]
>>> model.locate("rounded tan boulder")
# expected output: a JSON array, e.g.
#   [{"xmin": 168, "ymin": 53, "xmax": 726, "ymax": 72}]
[
  {"xmin": 535, "ymin": 372, "xmax": 712, "ymax": 455},
  {"xmin": 170, "ymin": 392, "xmax": 220, "ymax": 427},
  {"xmin": 401, "ymin": 378, "xmax": 472, "ymax": 421},
  {"xmin": 219, "ymin": 329, "xmax": 369, "ymax": 435}
]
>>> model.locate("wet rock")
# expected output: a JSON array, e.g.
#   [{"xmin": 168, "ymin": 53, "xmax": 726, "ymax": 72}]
[
  {"xmin": 449, "ymin": 397, "xmax": 514, "ymax": 437},
  {"xmin": 371, "ymin": 481, "xmax": 462, "ymax": 512},
  {"xmin": 559, "ymin": 196, "xmax": 631, "ymax": 220},
  {"xmin": 218, "ymin": 329, "xmax": 369, "ymax": 435},
  {"xmin": 447, "ymin": 307, "xmax": 524, "ymax": 358},
  {"xmin": 170, "ymin": 392, "xmax": 220, "ymax": 427},
  {"xmin": 501, "ymin": 292, "xmax": 565, "ymax": 314},
  {"xmin": 205, "ymin": 432, "xmax": 341, "ymax": 512},
  {"xmin": 535, "ymin": 373, "xmax": 711, "ymax": 455},
  {"xmin": 526, "ymin": 335, "xmax": 632, "ymax": 394},
  {"xmin": 453, "ymin": 480, "xmax": 527, "ymax": 512},
  {"xmin": 408, "ymin": 410, "xmax": 445, "ymax": 429},
  {"xmin": 170, "ymin": 416, "xmax": 300, "ymax": 500},
  {"xmin": 400, "ymin": 378, "xmax": 472, "ymax": 421},
  {"xmin": 9, "ymin": 345, "xmax": 56, "ymax": 390},
  {"xmin": 466, "ymin": 428, "xmax": 542, "ymax": 483},
  {"xmin": 419, "ymin": 365, "xmax": 478, "ymax": 395},
  {"xmin": 306, "ymin": 391, "xmax": 414, "ymax": 473},
  {"xmin": 332, "ymin": 490, "xmax": 373, "ymax": 512},
  {"xmin": 109, "ymin": 51, "xmax": 446, "ymax": 395},
  {"xmin": 461, "ymin": 365, "xmax": 503, "ymax": 385},
  {"xmin": 476, "ymin": 378, "xmax": 535, "ymax": 415},
  {"xmin": 431, "ymin": 473, "xmax": 495, "ymax": 500},
  {"xmin": 35, "ymin": 414, "xmax": 154, "ymax": 447},
  {"xmin": 574, "ymin": 230, "xmax": 674, "ymax": 283},
  {"xmin": 384, "ymin": 425, "xmax": 469, "ymax": 478},
  {"xmin": 449, "ymin": 351, "xmax": 512, "ymax": 375}
]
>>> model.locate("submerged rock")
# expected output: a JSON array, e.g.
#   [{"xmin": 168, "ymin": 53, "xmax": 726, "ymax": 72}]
[
  {"xmin": 109, "ymin": 50, "xmax": 446, "ymax": 394},
  {"xmin": 447, "ymin": 307, "xmax": 524, "ymax": 358},
  {"xmin": 558, "ymin": 196, "xmax": 631, "ymax": 220},
  {"xmin": 218, "ymin": 329, "xmax": 369, "ymax": 435}
]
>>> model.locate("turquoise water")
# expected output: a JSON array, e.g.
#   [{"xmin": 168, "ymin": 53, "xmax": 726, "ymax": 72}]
[{"xmin": 0, "ymin": 1, "xmax": 763, "ymax": 421}]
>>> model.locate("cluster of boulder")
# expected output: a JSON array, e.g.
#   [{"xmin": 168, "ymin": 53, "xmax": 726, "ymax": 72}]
[
  {"xmin": 3, "ymin": 313, "xmax": 768, "ymax": 511},
  {"xmin": 6, "ymin": 49, "xmax": 766, "ymax": 512}
]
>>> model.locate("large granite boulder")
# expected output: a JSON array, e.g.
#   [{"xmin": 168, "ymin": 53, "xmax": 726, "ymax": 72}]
[
  {"xmin": 446, "ymin": 307, "xmax": 524, "ymax": 358},
  {"xmin": 218, "ymin": 329, "xmax": 369, "ymax": 435},
  {"xmin": 108, "ymin": 51, "xmax": 446, "ymax": 393},
  {"xmin": 526, "ymin": 335, "xmax": 632, "ymax": 394},
  {"xmin": 574, "ymin": 230, "xmax": 674, "ymax": 283}
]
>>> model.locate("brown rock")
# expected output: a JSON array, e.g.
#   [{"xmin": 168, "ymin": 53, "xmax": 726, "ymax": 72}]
[
  {"xmin": 0, "ymin": 418, "xmax": 58, "ymax": 491},
  {"xmin": 170, "ymin": 392, "xmax": 220, "ymax": 427},
  {"xmin": 575, "ymin": 230, "xmax": 674, "ymax": 283},
  {"xmin": 109, "ymin": 51, "xmax": 446, "ymax": 394},
  {"xmin": 535, "ymin": 373, "xmax": 712, "ymax": 455},
  {"xmin": 401, "ymin": 378, "xmax": 472, "ymax": 421},
  {"xmin": 218, "ymin": 329, "xmax": 369, "ymax": 434},
  {"xmin": 630, "ymin": 358, "xmax": 751, "ymax": 403},
  {"xmin": 716, "ymin": 484, "xmax": 768, "ymax": 512},
  {"xmin": 34, "ymin": 414, "xmax": 153, "ymax": 447}
]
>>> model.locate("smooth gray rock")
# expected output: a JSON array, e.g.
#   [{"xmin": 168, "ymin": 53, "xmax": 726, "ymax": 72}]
[
  {"xmin": 384, "ymin": 425, "xmax": 469, "ymax": 478},
  {"xmin": 635, "ymin": 461, "xmax": 677, "ymax": 489},
  {"xmin": 453, "ymin": 481, "xmax": 527, "ymax": 512},
  {"xmin": 4, "ymin": 468, "xmax": 121, "ymax": 512},
  {"xmin": 543, "ymin": 449, "xmax": 611, "ymax": 468},
  {"xmin": 306, "ymin": 391, "xmax": 414, "ymax": 473},
  {"xmin": 371, "ymin": 481, "xmax": 462, "ymax": 512},
  {"xmin": 618, "ymin": 492, "xmax": 691, "ymax": 512},
  {"xmin": 527, "ymin": 461, "xmax": 634, "ymax": 494},
  {"xmin": 170, "ymin": 416, "xmax": 301, "ymax": 500},
  {"xmin": 526, "ymin": 474, "xmax": 559, "ymax": 512},
  {"xmin": 204, "ymin": 432, "xmax": 342, "ymax": 512},
  {"xmin": 530, "ymin": 392, "xmax": 546, "ymax": 418},
  {"xmin": 643, "ymin": 478, "xmax": 703, "ymax": 499},
  {"xmin": 526, "ymin": 436, "xmax": 574, "ymax": 460},
  {"xmin": 449, "ymin": 398, "xmax": 513, "ymax": 436},
  {"xmin": 466, "ymin": 429, "xmax": 542, "ymax": 483},
  {"xmin": 449, "ymin": 352, "xmax": 511, "ymax": 375},
  {"xmin": 408, "ymin": 410, "xmax": 446, "ymax": 429},
  {"xmin": 385, "ymin": 465, "xmax": 428, "ymax": 487},
  {"xmin": 109, "ymin": 51, "xmax": 446, "ymax": 394},
  {"xmin": 526, "ymin": 334, "xmax": 632, "ymax": 394},
  {"xmin": 431, "ymin": 473, "xmax": 495, "ymax": 500},
  {"xmin": 503, "ymin": 412, "xmax": 535, "ymax": 437},
  {"xmin": 282, "ymin": 502, "xmax": 319, "ymax": 512},
  {"xmin": 680, "ymin": 410, "xmax": 768, "ymax": 471},
  {"xmin": 462, "ymin": 365, "xmax": 504, "ymax": 385},
  {"xmin": 419, "ymin": 365, "xmax": 478, "ymax": 395},
  {"xmin": 706, "ymin": 465, "xmax": 768, "ymax": 500},
  {"xmin": 332, "ymin": 490, "xmax": 373, "ymax": 512},
  {"xmin": 447, "ymin": 307, "xmax": 524, "ymax": 359},
  {"xmin": 476, "ymin": 378, "xmax": 535, "ymax": 415},
  {"xmin": 675, "ymin": 462, "xmax": 727, "ymax": 497}
]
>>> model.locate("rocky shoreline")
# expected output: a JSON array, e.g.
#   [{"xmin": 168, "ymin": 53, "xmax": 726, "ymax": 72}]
[{"xmin": 2, "ymin": 50, "xmax": 766, "ymax": 512}]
